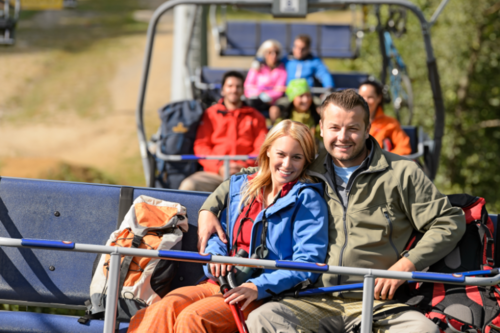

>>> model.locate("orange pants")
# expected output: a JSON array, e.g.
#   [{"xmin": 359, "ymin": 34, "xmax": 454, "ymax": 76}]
[{"xmin": 127, "ymin": 281, "xmax": 262, "ymax": 333}]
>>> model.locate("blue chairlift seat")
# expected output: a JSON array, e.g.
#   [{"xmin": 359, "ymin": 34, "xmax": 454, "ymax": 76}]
[
  {"xmin": 221, "ymin": 21, "xmax": 357, "ymax": 59},
  {"xmin": 402, "ymin": 125, "xmax": 418, "ymax": 154},
  {"xmin": 0, "ymin": 177, "xmax": 208, "ymax": 333},
  {"xmin": 198, "ymin": 66, "xmax": 367, "ymax": 91}
]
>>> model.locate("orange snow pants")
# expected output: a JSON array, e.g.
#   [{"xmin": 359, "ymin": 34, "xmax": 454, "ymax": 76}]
[{"xmin": 127, "ymin": 281, "xmax": 262, "ymax": 333}]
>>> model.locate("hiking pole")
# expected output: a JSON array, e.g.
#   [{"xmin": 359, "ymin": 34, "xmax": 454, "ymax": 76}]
[{"xmin": 219, "ymin": 275, "xmax": 249, "ymax": 333}]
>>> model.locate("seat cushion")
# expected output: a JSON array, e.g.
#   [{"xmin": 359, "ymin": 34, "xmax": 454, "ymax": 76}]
[{"xmin": 0, "ymin": 311, "xmax": 129, "ymax": 333}]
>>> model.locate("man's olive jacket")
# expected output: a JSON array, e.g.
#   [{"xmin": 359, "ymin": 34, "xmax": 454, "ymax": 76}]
[{"xmin": 200, "ymin": 137, "xmax": 466, "ymax": 295}]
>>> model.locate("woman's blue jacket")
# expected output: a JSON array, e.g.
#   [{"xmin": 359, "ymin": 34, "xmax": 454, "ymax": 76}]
[{"xmin": 203, "ymin": 173, "xmax": 329, "ymax": 300}]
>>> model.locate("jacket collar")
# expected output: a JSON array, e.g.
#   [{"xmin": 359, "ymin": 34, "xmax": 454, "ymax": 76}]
[{"xmin": 215, "ymin": 99, "xmax": 252, "ymax": 114}]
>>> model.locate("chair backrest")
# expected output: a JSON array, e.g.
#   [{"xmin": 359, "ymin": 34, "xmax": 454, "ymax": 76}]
[
  {"xmin": 200, "ymin": 66, "xmax": 367, "ymax": 92},
  {"xmin": 402, "ymin": 125, "xmax": 418, "ymax": 154},
  {"xmin": 201, "ymin": 67, "xmax": 248, "ymax": 87},
  {"xmin": 222, "ymin": 21, "xmax": 355, "ymax": 59},
  {"xmin": 0, "ymin": 177, "xmax": 208, "ymax": 308}
]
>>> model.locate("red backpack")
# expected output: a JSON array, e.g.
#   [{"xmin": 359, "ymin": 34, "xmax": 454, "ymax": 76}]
[{"xmin": 405, "ymin": 194, "xmax": 500, "ymax": 333}]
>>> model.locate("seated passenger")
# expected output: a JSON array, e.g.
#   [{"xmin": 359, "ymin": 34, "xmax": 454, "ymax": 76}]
[
  {"xmin": 127, "ymin": 120, "xmax": 328, "ymax": 333},
  {"xmin": 358, "ymin": 79, "xmax": 412, "ymax": 155},
  {"xmin": 274, "ymin": 79, "xmax": 320, "ymax": 142},
  {"xmin": 178, "ymin": 71, "xmax": 268, "ymax": 192},
  {"xmin": 282, "ymin": 34, "xmax": 334, "ymax": 89},
  {"xmin": 244, "ymin": 39, "xmax": 287, "ymax": 118}
]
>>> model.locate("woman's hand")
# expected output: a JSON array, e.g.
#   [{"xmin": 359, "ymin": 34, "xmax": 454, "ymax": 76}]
[
  {"xmin": 209, "ymin": 263, "xmax": 232, "ymax": 277},
  {"xmin": 198, "ymin": 210, "xmax": 227, "ymax": 253},
  {"xmin": 223, "ymin": 282, "xmax": 258, "ymax": 310}
]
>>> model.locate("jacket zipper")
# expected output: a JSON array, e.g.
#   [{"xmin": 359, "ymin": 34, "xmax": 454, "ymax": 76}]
[
  {"xmin": 334, "ymin": 169, "xmax": 380, "ymax": 286},
  {"xmin": 383, "ymin": 210, "xmax": 399, "ymax": 261}
]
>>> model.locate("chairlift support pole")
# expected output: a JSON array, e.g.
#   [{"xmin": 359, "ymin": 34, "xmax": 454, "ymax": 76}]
[{"xmin": 137, "ymin": 0, "xmax": 445, "ymax": 184}]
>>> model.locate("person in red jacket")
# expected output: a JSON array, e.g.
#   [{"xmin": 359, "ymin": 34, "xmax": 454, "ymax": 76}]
[
  {"xmin": 179, "ymin": 71, "xmax": 268, "ymax": 192},
  {"xmin": 358, "ymin": 80, "xmax": 412, "ymax": 156}
]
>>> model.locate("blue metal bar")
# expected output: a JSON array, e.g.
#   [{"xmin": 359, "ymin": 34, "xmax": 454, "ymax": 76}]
[
  {"xmin": 275, "ymin": 261, "xmax": 329, "ymax": 272},
  {"xmin": 158, "ymin": 250, "xmax": 212, "ymax": 261},
  {"xmin": 412, "ymin": 271, "xmax": 465, "ymax": 283},
  {"xmin": 21, "ymin": 239, "xmax": 75, "ymax": 249}
]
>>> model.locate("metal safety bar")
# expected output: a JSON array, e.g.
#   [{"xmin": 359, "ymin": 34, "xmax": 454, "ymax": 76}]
[
  {"xmin": 2, "ymin": 237, "xmax": 500, "ymax": 333},
  {"xmin": 155, "ymin": 146, "xmax": 257, "ymax": 179},
  {"xmin": 137, "ymin": 0, "xmax": 447, "ymax": 186}
]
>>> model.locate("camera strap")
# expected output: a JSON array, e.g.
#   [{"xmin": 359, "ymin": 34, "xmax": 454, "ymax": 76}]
[{"xmin": 231, "ymin": 197, "xmax": 256, "ymax": 255}]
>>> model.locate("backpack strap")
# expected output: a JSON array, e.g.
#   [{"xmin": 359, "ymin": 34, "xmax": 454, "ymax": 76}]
[
  {"xmin": 117, "ymin": 187, "xmax": 134, "ymax": 228},
  {"xmin": 495, "ymin": 214, "xmax": 500, "ymax": 266},
  {"xmin": 118, "ymin": 234, "xmax": 143, "ymax": 293}
]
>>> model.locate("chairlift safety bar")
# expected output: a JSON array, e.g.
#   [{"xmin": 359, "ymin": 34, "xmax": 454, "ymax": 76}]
[{"xmin": 2, "ymin": 236, "xmax": 500, "ymax": 333}]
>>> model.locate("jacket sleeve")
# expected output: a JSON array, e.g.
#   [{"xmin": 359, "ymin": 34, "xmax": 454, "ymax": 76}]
[
  {"xmin": 247, "ymin": 187, "xmax": 329, "ymax": 300},
  {"xmin": 193, "ymin": 111, "xmax": 220, "ymax": 173},
  {"xmin": 199, "ymin": 167, "xmax": 259, "ymax": 217},
  {"xmin": 267, "ymin": 67, "xmax": 287, "ymax": 102},
  {"xmin": 244, "ymin": 68, "xmax": 260, "ymax": 99},
  {"xmin": 389, "ymin": 123, "xmax": 412, "ymax": 156},
  {"xmin": 203, "ymin": 209, "xmax": 230, "ymax": 279},
  {"xmin": 313, "ymin": 58, "xmax": 334, "ymax": 88},
  {"xmin": 399, "ymin": 164, "xmax": 466, "ymax": 271}
]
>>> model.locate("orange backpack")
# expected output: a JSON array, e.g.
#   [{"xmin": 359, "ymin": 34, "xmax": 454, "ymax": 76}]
[{"xmin": 83, "ymin": 195, "xmax": 188, "ymax": 323}]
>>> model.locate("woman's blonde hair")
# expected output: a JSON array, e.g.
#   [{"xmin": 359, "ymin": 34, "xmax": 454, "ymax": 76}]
[
  {"xmin": 252, "ymin": 39, "xmax": 283, "ymax": 69},
  {"xmin": 239, "ymin": 120, "xmax": 316, "ymax": 208}
]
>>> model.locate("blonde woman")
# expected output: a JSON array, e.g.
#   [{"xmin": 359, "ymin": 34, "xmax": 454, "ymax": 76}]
[{"xmin": 127, "ymin": 120, "xmax": 328, "ymax": 333}]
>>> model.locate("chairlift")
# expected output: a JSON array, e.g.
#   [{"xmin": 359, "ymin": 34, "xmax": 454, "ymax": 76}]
[
  {"xmin": 0, "ymin": 0, "xmax": 20, "ymax": 46},
  {"xmin": 137, "ymin": 0, "xmax": 449, "ymax": 193},
  {"xmin": 209, "ymin": 4, "xmax": 364, "ymax": 59}
]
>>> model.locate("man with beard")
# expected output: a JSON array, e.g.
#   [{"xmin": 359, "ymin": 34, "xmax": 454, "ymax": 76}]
[
  {"xmin": 196, "ymin": 89, "xmax": 465, "ymax": 332},
  {"xmin": 178, "ymin": 71, "xmax": 268, "ymax": 192}
]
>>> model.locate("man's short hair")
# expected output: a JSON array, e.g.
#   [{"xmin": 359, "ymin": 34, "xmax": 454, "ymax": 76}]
[
  {"xmin": 295, "ymin": 34, "xmax": 311, "ymax": 49},
  {"xmin": 319, "ymin": 89, "xmax": 370, "ymax": 127},
  {"xmin": 221, "ymin": 71, "xmax": 244, "ymax": 87}
]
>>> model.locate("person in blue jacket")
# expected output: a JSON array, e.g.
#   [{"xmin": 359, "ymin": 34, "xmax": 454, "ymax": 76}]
[
  {"xmin": 128, "ymin": 120, "xmax": 328, "ymax": 333},
  {"xmin": 282, "ymin": 34, "xmax": 334, "ymax": 89},
  {"xmin": 205, "ymin": 119, "xmax": 328, "ymax": 307}
]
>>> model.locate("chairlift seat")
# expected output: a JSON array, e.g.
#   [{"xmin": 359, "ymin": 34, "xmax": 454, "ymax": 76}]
[
  {"xmin": 330, "ymin": 72, "xmax": 368, "ymax": 90},
  {"xmin": 0, "ymin": 18, "xmax": 16, "ymax": 30},
  {"xmin": 0, "ymin": 177, "xmax": 208, "ymax": 332},
  {"xmin": 199, "ymin": 66, "xmax": 367, "ymax": 91},
  {"xmin": 221, "ymin": 21, "xmax": 357, "ymax": 59},
  {"xmin": 222, "ymin": 21, "xmax": 259, "ymax": 56},
  {"xmin": 402, "ymin": 125, "xmax": 418, "ymax": 154},
  {"xmin": 201, "ymin": 67, "xmax": 248, "ymax": 87}
]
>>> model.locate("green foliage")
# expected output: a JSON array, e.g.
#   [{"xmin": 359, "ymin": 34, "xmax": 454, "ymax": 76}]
[{"xmin": 345, "ymin": 1, "xmax": 500, "ymax": 212}]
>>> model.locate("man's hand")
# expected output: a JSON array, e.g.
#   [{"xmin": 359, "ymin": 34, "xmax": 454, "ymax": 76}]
[
  {"xmin": 374, "ymin": 257, "xmax": 416, "ymax": 301},
  {"xmin": 218, "ymin": 163, "xmax": 243, "ymax": 178},
  {"xmin": 224, "ymin": 282, "xmax": 258, "ymax": 310},
  {"xmin": 197, "ymin": 210, "xmax": 227, "ymax": 253}
]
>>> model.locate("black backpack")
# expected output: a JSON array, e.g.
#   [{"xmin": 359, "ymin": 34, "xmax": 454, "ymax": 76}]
[
  {"xmin": 405, "ymin": 194, "xmax": 500, "ymax": 333},
  {"xmin": 155, "ymin": 100, "xmax": 204, "ymax": 188}
]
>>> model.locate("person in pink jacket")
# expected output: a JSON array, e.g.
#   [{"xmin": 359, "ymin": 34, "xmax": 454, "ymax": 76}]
[{"xmin": 244, "ymin": 39, "xmax": 287, "ymax": 120}]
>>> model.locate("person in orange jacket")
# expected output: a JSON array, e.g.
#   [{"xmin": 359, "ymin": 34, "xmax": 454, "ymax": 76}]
[
  {"xmin": 358, "ymin": 80, "xmax": 412, "ymax": 156},
  {"xmin": 178, "ymin": 71, "xmax": 268, "ymax": 192}
]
